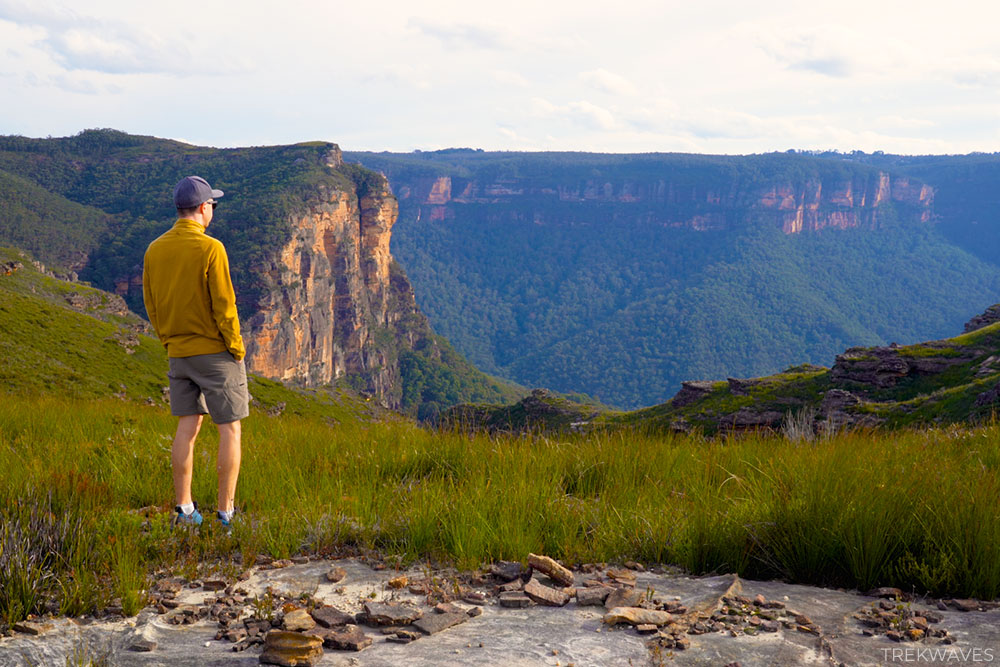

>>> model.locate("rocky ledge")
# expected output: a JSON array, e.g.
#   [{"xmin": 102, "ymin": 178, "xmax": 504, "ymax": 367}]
[{"xmin": 2, "ymin": 557, "xmax": 999, "ymax": 666}]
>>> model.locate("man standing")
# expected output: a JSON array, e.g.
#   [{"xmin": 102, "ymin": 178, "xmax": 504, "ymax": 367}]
[{"xmin": 143, "ymin": 176, "xmax": 248, "ymax": 528}]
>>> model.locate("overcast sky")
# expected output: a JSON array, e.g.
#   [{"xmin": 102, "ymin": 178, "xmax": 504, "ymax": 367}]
[{"xmin": 2, "ymin": 0, "xmax": 999, "ymax": 154}]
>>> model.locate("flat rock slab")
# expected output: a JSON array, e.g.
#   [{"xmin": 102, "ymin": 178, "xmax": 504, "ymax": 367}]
[
  {"xmin": 321, "ymin": 624, "xmax": 372, "ymax": 651},
  {"xmin": 412, "ymin": 611, "xmax": 468, "ymax": 635},
  {"xmin": 523, "ymin": 578, "xmax": 570, "ymax": 606},
  {"xmin": 362, "ymin": 602, "xmax": 422, "ymax": 626},
  {"xmin": 311, "ymin": 606, "xmax": 353, "ymax": 628},
  {"xmin": 3, "ymin": 561, "xmax": 1000, "ymax": 666}
]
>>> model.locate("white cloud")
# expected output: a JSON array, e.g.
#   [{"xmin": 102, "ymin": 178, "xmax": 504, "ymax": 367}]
[
  {"xmin": 407, "ymin": 18, "xmax": 509, "ymax": 50},
  {"xmin": 579, "ymin": 68, "xmax": 636, "ymax": 96},
  {"xmin": 492, "ymin": 69, "xmax": 530, "ymax": 87}
]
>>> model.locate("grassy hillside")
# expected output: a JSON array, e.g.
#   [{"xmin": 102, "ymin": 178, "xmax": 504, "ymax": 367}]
[
  {"xmin": 1, "ymin": 252, "xmax": 999, "ymax": 630},
  {"xmin": 0, "ymin": 246, "xmax": 383, "ymax": 422},
  {"xmin": 441, "ymin": 306, "xmax": 1000, "ymax": 438}
]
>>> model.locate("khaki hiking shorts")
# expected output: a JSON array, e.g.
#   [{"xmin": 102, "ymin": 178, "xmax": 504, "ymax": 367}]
[{"xmin": 167, "ymin": 352, "xmax": 249, "ymax": 424}]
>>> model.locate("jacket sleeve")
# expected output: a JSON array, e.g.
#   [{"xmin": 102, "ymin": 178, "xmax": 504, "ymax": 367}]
[
  {"xmin": 206, "ymin": 242, "xmax": 246, "ymax": 361},
  {"xmin": 141, "ymin": 254, "xmax": 164, "ymax": 346}
]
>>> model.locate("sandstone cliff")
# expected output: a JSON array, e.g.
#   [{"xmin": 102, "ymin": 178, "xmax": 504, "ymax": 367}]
[
  {"xmin": 392, "ymin": 170, "xmax": 934, "ymax": 234},
  {"xmin": 245, "ymin": 167, "xmax": 404, "ymax": 396}
]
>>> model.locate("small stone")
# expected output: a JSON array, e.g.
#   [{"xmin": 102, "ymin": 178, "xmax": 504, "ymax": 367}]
[
  {"xmin": 463, "ymin": 591, "xmax": 486, "ymax": 605},
  {"xmin": 951, "ymin": 599, "xmax": 979, "ymax": 612},
  {"xmin": 435, "ymin": 602, "xmax": 463, "ymax": 614},
  {"xmin": 414, "ymin": 611, "xmax": 468, "ymax": 635},
  {"xmin": 528, "ymin": 554, "xmax": 575, "ymax": 587},
  {"xmin": 408, "ymin": 583, "xmax": 429, "ymax": 595},
  {"xmin": 923, "ymin": 610, "xmax": 943, "ymax": 623},
  {"xmin": 761, "ymin": 620, "xmax": 780, "ymax": 633},
  {"xmin": 291, "ymin": 556, "xmax": 309, "ymax": 565},
  {"xmin": 792, "ymin": 613, "xmax": 813, "ymax": 626},
  {"xmin": 203, "ymin": 579, "xmax": 227, "ymax": 591},
  {"xmin": 161, "ymin": 599, "xmax": 181, "ymax": 609},
  {"xmin": 674, "ymin": 637, "xmax": 690, "ymax": 650},
  {"xmin": 606, "ymin": 569, "xmax": 637, "ymax": 586},
  {"xmin": 907, "ymin": 628, "xmax": 925, "ymax": 641},
  {"xmin": 911, "ymin": 616, "xmax": 928, "ymax": 630},
  {"xmin": 259, "ymin": 630, "xmax": 324, "ymax": 666},
  {"xmin": 226, "ymin": 628, "xmax": 248, "ymax": 643},
  {"xmin": 388, "ymin": 575, "xmax": 408, "ymax": 589},
  {"xmin": 886, "ymin": 629, "xmax": 903, "ymax": 642},
  {"xmin": 311, "ymin": 606, "xmax": 352, "ymax": 628},
  {"xmin": 362, "ymin": 602, "xmax": 422, "ymax": 626},
  {"xmin": 323, "ymin": 624, "xmax": 373, "ymax": 651},
  {"xmin": 129, "ymin": 638, "xmax": 157, "ymax": 652},
  {"xmin": 524, "ymin": 578, "xmax": 570, "ymax": 607},
  {"xmin": 869, "ymin": 587, "xmax": 904, "ymax": 600},
  {"xmin": 490, "ymin": 561, "xmax": 525, "ymax": 582},
  {"xmin": 796, "ymin": 625, "xmax": 820, "ymax": 635},
  {"xmin": 498, "ymin": 579, "xmax": 524, "ymax": 593},
  {"xmin": 636, "ymin": 624, "xmax": 657, "ymax": 634},
  {"xmin": 386, "ymin": 635, "xmax": 412, "ymax": 644},
  {"xmin": 499, "ymin": 592, "xmax": 532, "ymax": 608},
  {"xmin": 467, "ymin": 607, "xmax": 483, "ymax": 618},
  {"xmin": 748, "ymin": 616, "xmax": 761, "ymax": 626},
  {"xmin": 605, "ymin": 587, "xmax": 643, "ymax": 610},
  {"xmin": 155, "ymin": 579, "xmax": 184, "ymax": 596},
  {"xmin": 753, "ymin": 594, "xmax": 766, "ymax": 606},
  {"xmin": 325, "ymin": 567, "xmax": 346, "ymax": 583},
  {"xmin": 271, "ymin": 559, "xmax": 293, "ymax": 569},
  {"xmin": 604, "ymin": 607, "xmax": 673, "ymax": 627},
  {"xmin": 283, "ymin": 608, "xmax": 316, "ymax": 632},
  {"xmin": 577, "ymin": 587, "xmax": 611, "ymax": 606},
  {"xmin": 397, "ymin": 629, "xmax": 421, "ymax": 640},
  {"xmin": 624, "ymin": 561, "xmax": 644, "ymax": 571}
]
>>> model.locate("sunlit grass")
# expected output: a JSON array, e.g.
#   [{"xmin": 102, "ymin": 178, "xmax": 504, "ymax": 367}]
[{"xmin": 1, "ymin": 393, "xmax": 998, "ymax": 627}]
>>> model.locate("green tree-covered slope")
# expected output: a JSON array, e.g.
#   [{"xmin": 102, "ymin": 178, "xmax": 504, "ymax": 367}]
[{"xmin": 348, "ymin": 149, "xmax": 1000, "ymax": 409}]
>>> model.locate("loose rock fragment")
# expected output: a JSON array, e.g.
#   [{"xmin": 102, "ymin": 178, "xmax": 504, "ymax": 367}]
[
  {"xmin": 259, "ymin": 630, "xmax": 323, "ymax": 666},
  {"xmin": 524, "ymin": 578, "xmax": 571, "ymax": 607},
  {"xmin": 528, "ymin": 553, "xmax": 575, "ymax": 587},
  {"xmin": 323, "ymin": 625, "xmax": 373, "ymax": 651},
  {"xmin": 388, "ymin": 575, "xmax": 408, "ymax": 589},
  {"xmin": 283, "ymin": 608, "xmax": 316, "ymax": 632},
  {"xmin": 414, "ymin": 611, "xmax": 469, "ymax": 635},
  {"xmin": 499, "ymin": 592, "xmax": 533, "ymax": 608},
  {"xmin": 605, "ymin": 587, "xmax": 644, "ymax": 609},
  {"xmin": 129, "ymin": 638, "xmax": 157, "ymax": 652},
  {"xmin": 604, "ymin": 607, "xmax": 673, "ymax": 627},
  {"xmin": 12, "ymin": 621, "xmax": 53, "ymax": 636},
  {"xmin": 491, "ymin": 561, "xmax": 525, "ymax": 582},
  {"xmin": 576, "ymin": 586, "xmax": 611, "ymax": 606},
  {"xmin": 311, "ymin": 605, "xmax": 352, "ymax": 628},
  {"xmin": 325, "ymin": 567, "xmax": 346, "ymax": 583},
  {"xmin": 362, "ymin": 602, "xmax": 423, "ymax": 626}
]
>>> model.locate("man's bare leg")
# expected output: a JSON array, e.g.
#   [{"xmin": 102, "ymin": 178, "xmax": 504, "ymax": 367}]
[
  {"xmin": 216, "ymin": 420, "xmax": 242, "ymax": 514},
  {"xmin": 172, "ymin": 414, "xmax": 204, "ymax": 506}
]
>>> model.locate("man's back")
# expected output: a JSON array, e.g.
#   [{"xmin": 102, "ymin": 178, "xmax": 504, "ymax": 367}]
[{"xmin": 143, "ymin": 218, "xmax": 244, "ymax": 360}]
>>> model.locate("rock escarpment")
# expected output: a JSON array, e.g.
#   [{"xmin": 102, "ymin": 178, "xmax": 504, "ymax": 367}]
[
  {"xmin": 245, "ymin": 162, "xmax": 413, "ymax": 405},
  {"xmin": 387, "ymin": 169, "xmax": 933, "ymax": 234}
]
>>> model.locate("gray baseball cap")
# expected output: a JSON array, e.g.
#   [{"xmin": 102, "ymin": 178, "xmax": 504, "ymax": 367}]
[{"xmin": 173, "ymin": 175, "xmax": 224, "ymax": 209}]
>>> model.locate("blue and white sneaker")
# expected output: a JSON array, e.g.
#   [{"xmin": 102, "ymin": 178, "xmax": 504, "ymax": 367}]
[
  {"xmin": 172, "ymin": 503, "xmax": 203, "ymax": 528},
  {"xmin": 217, "ymin": 509, "xmax": 237, "ymax": 534}
]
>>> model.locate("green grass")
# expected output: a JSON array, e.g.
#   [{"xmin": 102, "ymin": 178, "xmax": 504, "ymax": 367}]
[{"xmin": 1, "ymin": 393, "xmax": 999, "ymax": 629}]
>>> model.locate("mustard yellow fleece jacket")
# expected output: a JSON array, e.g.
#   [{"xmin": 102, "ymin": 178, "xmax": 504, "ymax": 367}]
[{"xmin": 142, "ymin": 219, "xmax": 246, "ymax": 360}]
